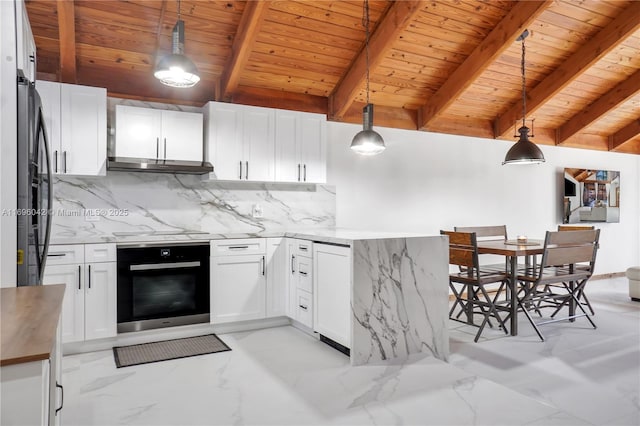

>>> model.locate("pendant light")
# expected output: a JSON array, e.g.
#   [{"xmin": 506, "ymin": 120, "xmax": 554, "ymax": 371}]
[
  {"xmin": 350, "ymin": 0, "xmax": 385, "ymax": 156},
  {"xmin": 154, "ymin": 0, "xmax": 200, "ymax": 88},
  {"xmin": 503, "ymin": 30, "xmax": 544, "ymax": 165}
]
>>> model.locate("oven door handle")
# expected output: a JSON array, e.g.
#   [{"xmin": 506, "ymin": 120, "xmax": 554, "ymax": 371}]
[{"xmin": 130, "ymin": 261, "xmax": 201, "ymax": 271}]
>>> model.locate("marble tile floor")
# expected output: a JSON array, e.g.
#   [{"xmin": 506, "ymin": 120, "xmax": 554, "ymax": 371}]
[
  {"xmin": 61, "ymin": 278, "xmax": 639, "ymax": 426},
  {"xmin": 448, "ymin": 277, "xmax": 640, "ymax": 426}
]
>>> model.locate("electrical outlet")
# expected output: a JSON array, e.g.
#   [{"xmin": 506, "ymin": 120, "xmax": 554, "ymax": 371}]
[{"xmin": 252, "ymin": 204, "xmax": 263, "ymax": 218}]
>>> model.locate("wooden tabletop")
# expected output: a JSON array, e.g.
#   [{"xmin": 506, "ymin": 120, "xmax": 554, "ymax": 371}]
[
  {"xmin": 477, "ymin": 239, "xmax": 545, "ymax": 256},
  {"xmin": 1, "ymin": 285, "xmax": 65, "ymax": 366}
]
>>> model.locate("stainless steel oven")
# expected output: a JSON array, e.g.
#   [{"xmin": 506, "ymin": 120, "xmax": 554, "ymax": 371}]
[{"xmin": 117, "ymin": 243, "xmax": 210, "ymax": 333}]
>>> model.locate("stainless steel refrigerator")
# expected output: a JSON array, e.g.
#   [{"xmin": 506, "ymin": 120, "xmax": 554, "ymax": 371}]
[{"xmin": 16, "ymin": 72, "xmax": 53, "ymax": 286}]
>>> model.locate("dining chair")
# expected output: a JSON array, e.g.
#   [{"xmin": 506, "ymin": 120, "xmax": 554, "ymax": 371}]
[
  {"xmin": 557, "ymin": 225, "xmax": 596, "ymax": 314},
  {"xmin": 454, "ymin": 225, "xmax": 509, "ymax": 272},
  {"xmin": 441, "ymin": 230, "xmax": 510, "ymax": 342},
  {"xmin": 516, "ymin": 229, "xmax": 600, "ymax": 341}
]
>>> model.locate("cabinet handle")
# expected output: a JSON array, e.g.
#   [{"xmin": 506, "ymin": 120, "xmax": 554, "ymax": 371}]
[
  {"xmin": 228, "ymin": 245, "xmax": 249, "ymax": 250},
  {"xmin": 63, "ymin": 151, "xmax": 67, "ymax": 173},
  {"xmin": 77, "ymin": 265, "xmax": 81, "ymax": 290},
  {"xmin": 54, "ymin": 150, "xmax": 58, "ymax": 173},
  {"xmin": 55, "ymin": 382, "xmax": 64, "ymax": 414},
  {"xmin": 156, "ymin": 137, "xmax": 160, "ymax": 159},
  {"xmin": 245, "ymin": 161, "xmax": 248, "ymax": 180},
  {"xmin": 47, "ymin": 253, "xmax": 66, "ymax": 257},
  {"xmin": 29, "ymin": 54, "xmax": 35, "ymax": 63},
  {"xmin": 291, "ymin": 255, "xmax": 295, "ymax": 273},
  {"xmin": 299, "ymin": 271, "xmax": 307, "ymax": 277},
  {"xmin": 297, "ymin": 164, "xmax": 301, "ymax": 182},
  {"xmin": 164, "ymin": 137, "xmax": 167, "ymax": 159},
  {"xmin": 239, "ymin": 161, "xmax": 242, "ymax": 180},
  {"xmin": 299, "ymin": 304, "xmax": 308, "ymax": 311},
  {"xmin": 299, "ymin": 246, "xmax": 308, "ymax": 252},
  {"xmin": 261, "ymin": 255, "xmax": 265, "ymax": 276},
  {"xmin": 303, "ymin": 164, "xmax": 307, "ymax": 182},
  {"xmin": 88, "ymin": 264, "xmax": 91, "ymax": 289}
]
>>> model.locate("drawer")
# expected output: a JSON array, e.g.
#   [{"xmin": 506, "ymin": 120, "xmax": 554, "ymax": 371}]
[
  {"xmin": 85, "ymin": 243, "xmax": 116, "ymax": 263},
  {"xmin": 297, "ymin": 256, "xmax": 313, "ymax": 293},
  {"xmin": 295, "ymin": 240, "xmax": 313, "ymax": 257},
  {"xmin": 211, "ymin": 238, "xmax": 266, "ymax": 256},
  {"xmin": 46, "ymin": 245, "xmax": 84, "ymax": 265},
  {"xmin": 295, "ymin": 289, "xmax": 313, "ymax": 328}
]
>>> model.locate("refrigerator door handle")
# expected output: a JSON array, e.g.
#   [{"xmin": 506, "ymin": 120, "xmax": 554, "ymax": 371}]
[{"xmin": 37, "ymin": 110, "xmax": 53, "ymax": 285}]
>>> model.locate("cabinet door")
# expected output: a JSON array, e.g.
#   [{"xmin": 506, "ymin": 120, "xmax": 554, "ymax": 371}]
[
  {"xmin": 36, "ymin": 81, "xmax": 62, "ymax": 173},
  {"xmin": 161, "ymin": 110, "xmax": 203, "ymax": 161},
  {"xmin": 60, "ymin": 84, "xmax": 107, "ymax": 175},
  {"xmin": 43, "ymin": 264, "xmax": 84, "ymax": 343},
  {"xmin": 313, "ymin": 244, "xmax": 351, "ymax": 348},
  {"xmin": 266, "ymin": 238, "xmax": 287, "ymax": 317},
  {"xmin": 205, "ymin": 103, "xmax": 243, "ymax": 180},
  {"xmin": 211, "ymin": 254, "xmax": 266, "ymax": 323},
  {"xmin": 243, "ymin": 106, "xmax": 275, "ymax": 181},
  {"xmin": 299, "ymin": 112, "xmax": 326, "ymax": 183},
  {"xmin": 115, "ymin": 105, "xmax": 162, "ymax": 160},
  {"xmin": 274, "ymin": 110, "xmax": 300, "ymax": 182},
  {"xmin": 84, "ymin": 262, "xmax": 117, "ymax": 340}
]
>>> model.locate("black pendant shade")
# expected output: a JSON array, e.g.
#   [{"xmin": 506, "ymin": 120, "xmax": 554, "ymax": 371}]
[{"xmin": 502, "ymin": 126, "xmax": 545, "ymax": 165}]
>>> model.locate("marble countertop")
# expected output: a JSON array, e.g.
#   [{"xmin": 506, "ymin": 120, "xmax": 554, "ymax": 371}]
[{"xmin": 50, "ymin": 228, "xmax": 436, "ymax": 247}]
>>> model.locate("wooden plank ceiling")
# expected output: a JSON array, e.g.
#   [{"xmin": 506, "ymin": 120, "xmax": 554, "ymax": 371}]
[{"xmin": 27, "ymin": 0, "xmax": 640, "ymax": 154}]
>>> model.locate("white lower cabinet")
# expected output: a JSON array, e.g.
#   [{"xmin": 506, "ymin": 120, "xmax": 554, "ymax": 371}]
[
  {"xmin": 294, "ymin": 288, "xmax": 313, "ymax": 328},
  {"xmin": 210, "ymin": 240, "xmax": 267, "ymax": 323},
  {"xmin": 43, "ymin": 244, "xmax": 116, "ymax": 343},
  {"xmin": 287, "ymin": 238, "xmax": 314, "ymax": 328},
  {"xmin": 1, "ymin": 316, "xmax": 62, "ymax": 426},
  {"xmin": 84, "ymin": 262, "xmax": 117, "ymax": 340},
  {"xmin": 313, "ymin": 243, "xmax": 352, "ymax": 348},
  {"xmin": 266, "ymin": 238, "xmax": 288, "ymax": 317}
]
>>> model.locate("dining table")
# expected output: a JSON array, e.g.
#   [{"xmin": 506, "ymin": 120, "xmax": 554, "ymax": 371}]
[{"xmin": 476, "ymin": 239, "xmax": 545, "ymax": 336}]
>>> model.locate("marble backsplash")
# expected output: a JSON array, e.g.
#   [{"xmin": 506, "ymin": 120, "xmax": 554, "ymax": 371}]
[{"xmin": 50, "ymin": 172, "xmax": 335, "ymax": 242}]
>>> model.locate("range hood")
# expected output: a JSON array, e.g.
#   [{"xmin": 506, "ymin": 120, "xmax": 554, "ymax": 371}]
[{"xmin": 107, "ymin": 157, "xmax": 213, "ymax": 174}]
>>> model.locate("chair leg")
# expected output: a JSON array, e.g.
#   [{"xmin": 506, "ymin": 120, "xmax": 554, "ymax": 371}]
[
  {"xmin": 473, "ymin": 285, "xmax": 509, "ymax": 342},
  {"xmin": 517, "ymin": 284, "xmax": 545, "ymax": 341}
]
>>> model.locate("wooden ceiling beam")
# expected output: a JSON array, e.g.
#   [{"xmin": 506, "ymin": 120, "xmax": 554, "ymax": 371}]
[
  {"xmin": 218, "ymin": 1, "xmax": 271, "ymax": 101},
  {"xmin": 557, "ymin": 69, "xmax": 640, "ymax": 145},
  {"xmin": 56, "ymin": 0, "xmax": 77, "ymax": 83},
  {"xmin": 609, "ymin": 119, "xmax": 640, "ymax": 151},
  {"xmin": 418, "ymin": 0, "xmax": 552, "ymax": 131},
  {"xmin": 494, "ymin": 1, "xmax": 640, "ymax": 139},
  {"xmin": 328, "ymin": 0, "xmax": 427, "ymax": 121}
]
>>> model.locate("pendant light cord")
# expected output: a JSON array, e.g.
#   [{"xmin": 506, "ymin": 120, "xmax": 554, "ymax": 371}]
[
  {"xmin": 177, "ymin": 0, "xmax": 181, "ymax": 21},
  {"xmin": 363, "ymin": 0, "xmax": 370, "ymax": 105},
  {"xmin": 521, "ymin": 32, "xmax": 527, "ymax": 129}
]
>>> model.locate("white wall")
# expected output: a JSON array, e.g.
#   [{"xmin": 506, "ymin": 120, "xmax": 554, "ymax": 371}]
[{"xmin": 327, "ymin": 121, "xmax": 640, "ymax": 275}]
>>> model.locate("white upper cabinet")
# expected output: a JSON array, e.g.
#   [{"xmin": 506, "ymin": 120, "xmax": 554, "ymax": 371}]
[
  {"xmin": 114, "ymin": 106, "xmax": 161, "ymax": 159},
  {"xmin": 115, "ymin": 105, "xmax": 203, "ymax": 162},
  {"xmin": 275, "ymin": 110, "xmax": 326, "ymax": 183},
  {"xmin": 204, "ymin": 101, "xmax": 326, "ymax": 183},
  {"xmin": 36, "ymin": 81, "xmax": 107, "ymax": 176},
  {"xmin": 204, "ymin": 101, "xmax": 275, "ymax": 181},
  {"xmin": 15, "ymin": 0, "xmax": 36, "ymax": 82},
  {"xmin": 161, "ymin": 110, "xmax": 204, "ymax": 161},
  {"xmin": 243, "ymin": 106, "xmax": 276, "ymax": 181}
]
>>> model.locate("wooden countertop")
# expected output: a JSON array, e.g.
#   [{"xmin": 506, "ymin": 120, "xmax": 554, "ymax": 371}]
[{"xmin": 1, "ymin": 285, "xmax": 65, "ymax": 367}]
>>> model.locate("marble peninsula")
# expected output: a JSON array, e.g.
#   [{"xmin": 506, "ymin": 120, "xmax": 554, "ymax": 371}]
[{"xmin": 49, "ymin": 173, "xmax": 449, "ymax": 365}]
